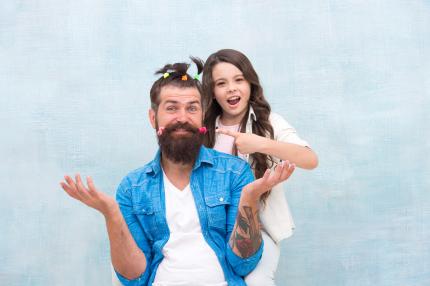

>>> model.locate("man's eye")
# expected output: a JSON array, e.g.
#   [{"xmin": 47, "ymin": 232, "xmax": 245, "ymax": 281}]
[
  {"xmin": 166, "ymin": 106, "xmax": 176, "ymax": 111},
  {"xmin": 189, "ymin": 106, "xmax": 198, "ymax": 112}
]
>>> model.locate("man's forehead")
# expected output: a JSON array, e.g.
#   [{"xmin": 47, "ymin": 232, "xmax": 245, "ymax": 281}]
[{"xmin": 159, "ymin": 86, "xmax": 201, "ymax": 104}]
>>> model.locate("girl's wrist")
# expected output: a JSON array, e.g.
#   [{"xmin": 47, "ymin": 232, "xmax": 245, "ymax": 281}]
[{"xmin": 257, "ymin": 136, "xmax": 272, "ymax": 154}]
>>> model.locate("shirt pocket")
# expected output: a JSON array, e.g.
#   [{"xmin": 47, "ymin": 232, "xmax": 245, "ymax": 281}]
[
  {"xmin": 204, "ymin": 194, "xmax": 230, "ymax": 234},
  {"xmin": 132, "ymin": 203, "xmax": 157, "ymax": 242}
]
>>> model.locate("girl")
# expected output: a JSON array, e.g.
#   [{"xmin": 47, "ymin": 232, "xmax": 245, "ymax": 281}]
[{"xmin": 202, "ymin": 49, "xmax": 318, "ymax": 286}]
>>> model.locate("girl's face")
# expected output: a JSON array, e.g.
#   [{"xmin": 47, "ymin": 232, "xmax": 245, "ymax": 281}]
[{"xmin": 212, "ymin": 62, "xmax": 251, "ymax": 125}]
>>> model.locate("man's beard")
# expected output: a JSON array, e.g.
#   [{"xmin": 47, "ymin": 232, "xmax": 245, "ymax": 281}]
[{"xmin": 157, "ymin": 122, "xmax": 204, "ymax": 165}]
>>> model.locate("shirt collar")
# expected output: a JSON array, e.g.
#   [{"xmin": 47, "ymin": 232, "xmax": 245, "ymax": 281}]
[{"xmin": 247, "ymin": 105, "xmax": 257, "ymax": 122}]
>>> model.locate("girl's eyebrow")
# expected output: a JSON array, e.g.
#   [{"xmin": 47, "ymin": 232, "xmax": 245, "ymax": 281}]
[
  {"xmin": 214, "ymin": 73, "xmax": 244, "ymax": 82},
  {"xmin": 213, "ymin": 77, "xmax": 225, "ymax": 82}
]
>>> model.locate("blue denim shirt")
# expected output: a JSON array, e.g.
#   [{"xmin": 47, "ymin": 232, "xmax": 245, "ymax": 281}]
[{"xmin": 114, "ymin": 146, "xmax": 263, "ymax": 286}]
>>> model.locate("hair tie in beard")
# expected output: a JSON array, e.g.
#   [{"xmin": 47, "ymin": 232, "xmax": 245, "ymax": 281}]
[
  {"xmin": 198, "ymin": 127, "xmax": 207, "ymax": 134},
  {"xmin": 157, "ymin": 127, "xmax": 165, "ymax": 136}
]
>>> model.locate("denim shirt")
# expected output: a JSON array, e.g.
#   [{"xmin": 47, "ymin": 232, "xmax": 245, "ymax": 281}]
[{"xmin": 114, "ymin": 146, "xmax": 263, "ymax": 286}]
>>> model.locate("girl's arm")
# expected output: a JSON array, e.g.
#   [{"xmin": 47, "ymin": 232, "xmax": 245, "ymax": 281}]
[
  {"xmin": 259, "ymin": 138, "xmax": 318, "ymax": 169},
  {"xmin": 216, "ymin": 129, "xmax": 318, "ymax": 169}
]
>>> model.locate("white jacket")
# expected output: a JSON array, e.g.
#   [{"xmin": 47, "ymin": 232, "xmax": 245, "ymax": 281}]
[{"xmin": 215, "ymin": 107, "xmax": 309, "ymax": 243}]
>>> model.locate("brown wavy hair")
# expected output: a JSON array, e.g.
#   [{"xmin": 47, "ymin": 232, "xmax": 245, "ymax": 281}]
[{"xmin": 202, "ymin": 49, "xmax": 275, "ymax": 203}]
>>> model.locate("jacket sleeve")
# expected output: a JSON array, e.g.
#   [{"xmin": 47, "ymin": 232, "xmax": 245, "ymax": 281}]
[
  {"xmin": 114, "ymin": 178, "xmax": 152, "ymax": 286},
  {"xmin": 225, "ymin": 162, "xmax": 264, "ymax": 276}
]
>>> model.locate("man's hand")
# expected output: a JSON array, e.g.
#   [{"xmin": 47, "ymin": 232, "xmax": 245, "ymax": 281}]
[
  {"xmin": 60, "ymin": 174, "xmax": 118, "ymax": 217},
  {"xmin": 216, "ymin": 128, "xmax": 267, "ymax": 155},
  {"xmin": 244, "ymin": 160, "xmax": 295, "ymax": 201}
]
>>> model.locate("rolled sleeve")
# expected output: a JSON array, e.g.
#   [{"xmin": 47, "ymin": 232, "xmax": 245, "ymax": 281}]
[
  {"xmin": 115, "ymin": 268, "xmax": 150, "ymax": 286},
  {"xmin": 225, "ymin": 162, "xmax": 263, "ymax": 275},
  {"xmin": 226, "ymin": 238, "xmax": 264, "ymax": 276},
  {"xmin": 114, "ymin": 178, "xmax": 152, "ymax": 286}
]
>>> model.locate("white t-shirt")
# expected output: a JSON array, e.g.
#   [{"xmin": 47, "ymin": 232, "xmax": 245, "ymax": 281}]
[{"xmin": 152, "ymin": 172, "xmax": 227, "ymax": 286}]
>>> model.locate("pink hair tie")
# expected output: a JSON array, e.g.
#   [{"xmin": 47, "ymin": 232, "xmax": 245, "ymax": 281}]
[
  {"xmin": 198, "ymin": 127, "xmax": 207, "ymax": 134},
  {"xmin": 157, "ymin": 127, "xmax": 165, "ymax": 136}
]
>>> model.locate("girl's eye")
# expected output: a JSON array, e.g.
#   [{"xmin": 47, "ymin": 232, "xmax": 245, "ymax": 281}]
[
  {"xmin": 236, "ymin": 78, "xmax": 244, "ymax": 82},
  {"xmin": 216, "ymin": 82, "xmax": 225, "ymax": 87}
]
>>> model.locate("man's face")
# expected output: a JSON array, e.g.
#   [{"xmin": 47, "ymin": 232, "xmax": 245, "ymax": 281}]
[
  {"xmin": 149, "ymin": 86, "xmax": 204, "ymax": 164},
  {"xmin": 150, "ymin": 86, "xmax": 203, "ymax": 131}
]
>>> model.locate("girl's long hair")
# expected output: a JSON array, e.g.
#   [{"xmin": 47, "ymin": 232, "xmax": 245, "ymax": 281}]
[{"xmin": 202, "ymin": 49, "xmax": 275, "ymax": 203}]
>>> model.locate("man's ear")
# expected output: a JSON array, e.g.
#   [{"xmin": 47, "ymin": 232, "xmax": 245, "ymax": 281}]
[{"xmin": 149, "ymin": 108, "xmax": 156, "ymax": 129}]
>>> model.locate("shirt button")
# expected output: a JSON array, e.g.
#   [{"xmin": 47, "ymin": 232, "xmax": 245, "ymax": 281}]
[
  {"xmin": 142, "ymin": 208, "xmax": 145, "ymax": 212},
  {"xmin": 219, "ymin": 197, "xmax": 224, "ymax": 202}
]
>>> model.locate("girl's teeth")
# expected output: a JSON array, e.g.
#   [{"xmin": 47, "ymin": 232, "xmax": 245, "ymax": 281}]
[{"xmin": 227, "ymin": 97, "xmax": 240, "ymax": 105}]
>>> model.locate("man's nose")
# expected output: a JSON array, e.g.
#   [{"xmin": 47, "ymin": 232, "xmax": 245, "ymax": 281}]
[{"xmin": 176, "ymin": 108, "xmax": 189, "ymax": 123}]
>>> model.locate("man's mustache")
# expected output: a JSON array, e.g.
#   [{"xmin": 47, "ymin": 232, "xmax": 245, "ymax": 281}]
[{"xmin": 164, "ymin": 122, "xmax": 199, "ymax": 134}]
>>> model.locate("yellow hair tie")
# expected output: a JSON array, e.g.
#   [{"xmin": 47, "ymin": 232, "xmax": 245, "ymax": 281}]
[
  {"xmin": 181, "ymin": 75, "xmax": 188, "ymax": 81},
  {"xmin": 163, "ymin": 72, "xmax": 170, "ymax": 78}
]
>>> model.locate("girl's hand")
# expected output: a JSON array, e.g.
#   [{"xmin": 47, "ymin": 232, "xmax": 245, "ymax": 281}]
[
  {"xmin": 60, "ymin": 174, "xmax": 118, "ymax": 217},
  {"xmin": 216, "ymin": 128, "xmax": 267, "ymax": 155}
]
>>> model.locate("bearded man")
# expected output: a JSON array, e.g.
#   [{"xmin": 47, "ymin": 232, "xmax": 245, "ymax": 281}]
[{"xmin": 60, "ymin": 58, "xmax": 295, "ymax": 286}]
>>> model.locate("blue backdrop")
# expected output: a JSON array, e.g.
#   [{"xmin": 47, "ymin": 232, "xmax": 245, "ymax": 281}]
[{"xmin": 0, "ymin": 1, "xmax": 429, "ymax": 285}]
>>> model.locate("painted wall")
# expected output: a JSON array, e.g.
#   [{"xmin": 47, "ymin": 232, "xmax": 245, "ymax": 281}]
[{"xmin": 0, "ymin": 1, "xmax": 429, "ymax": 285}]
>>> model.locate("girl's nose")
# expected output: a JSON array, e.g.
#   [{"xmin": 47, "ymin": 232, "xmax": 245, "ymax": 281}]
[{"xmin": 228, "ymin": 84, "xmax": 237, "ymax": 93}]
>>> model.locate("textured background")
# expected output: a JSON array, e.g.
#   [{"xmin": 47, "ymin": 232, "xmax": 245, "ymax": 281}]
[{"xmin": 0, "ymin": 1, "xmax": 429, "ymax": 285}]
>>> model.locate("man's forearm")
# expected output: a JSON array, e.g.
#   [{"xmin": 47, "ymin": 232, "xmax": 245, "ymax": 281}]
[
  {"xmin": 229, "ymin": 190, "xmax": 262, "ymax": 258},
  {"xmin": 104, "ymin": 205, "xmax": 147, "ymax": 280}
]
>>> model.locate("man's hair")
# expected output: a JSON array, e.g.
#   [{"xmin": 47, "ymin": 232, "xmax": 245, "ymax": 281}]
[{"xmin": 150, "ymin": 57, "xmax": 204, "ymax": 111}]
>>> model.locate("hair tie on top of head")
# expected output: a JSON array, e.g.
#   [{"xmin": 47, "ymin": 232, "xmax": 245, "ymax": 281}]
[
  {"xmin": 163, "ymin": 72, "xmax": 170, "ymax": 79},
  {"xmin": 194, "ymin": 74, "xmax": 200, "ymax": 80},
  {"xmin": 181, "ymin": 75, "xmax": 188, "ymax": 81}
]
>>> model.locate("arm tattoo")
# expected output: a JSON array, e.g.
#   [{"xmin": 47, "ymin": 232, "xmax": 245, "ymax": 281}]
[{"xmin": 230, "ymin": 206, "xmax": 262, "ymax": 258}]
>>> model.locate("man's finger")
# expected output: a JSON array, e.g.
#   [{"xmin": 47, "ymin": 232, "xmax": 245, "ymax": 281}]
[
  {"xmin": 86, "ymin": 176, "xmax": 98, "ymax": 196},
  {"xmin": 270, "ymin": 162, "xmax": 284, "ymax": 184},
  {"xmin": 216, "ymin": 128, "xmax": 240, "ymax": 138},
  {"xmin": 64, "ymin": 175, "xmax": 77, "ymax": 190},
  {"xmin": 281, "ymin": 163, "xmax": 295, "ymax": 181},
  {"xmin": 60, "ymin": 182, "xmax": 80, "ymax": 200},
  {"xmin": 75, "ymin": 174, "xmax": 90, "ymax": 198}
]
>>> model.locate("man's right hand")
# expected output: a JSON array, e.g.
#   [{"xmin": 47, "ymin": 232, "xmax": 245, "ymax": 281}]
[
  {"xmin": 243, "ymin": 160, "xmax": 295, "ymax": 202},
  {"xmin": 60, "ymin": 174, "xmax": 118, "ymax": 217}
]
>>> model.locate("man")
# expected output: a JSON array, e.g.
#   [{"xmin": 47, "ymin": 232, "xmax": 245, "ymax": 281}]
[{"xmin": 60, "ymin": 58, "xmax": 295, "ymax": 286}]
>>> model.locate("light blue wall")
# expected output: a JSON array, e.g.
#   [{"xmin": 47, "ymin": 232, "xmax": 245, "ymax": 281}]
[{"xmin": 1, "ymin": 1, "xmax": 429, "ymax": 285}]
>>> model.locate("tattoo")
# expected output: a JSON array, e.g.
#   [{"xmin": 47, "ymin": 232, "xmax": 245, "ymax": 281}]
[{"xmin": 230, "ymin": 206, "xmax": 262, "ymax": 257}]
